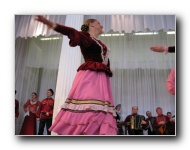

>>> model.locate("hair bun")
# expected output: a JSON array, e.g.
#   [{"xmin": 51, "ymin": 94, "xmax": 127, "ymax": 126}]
[{"xmin": 81, "ymin": 24, "xmax": 89, "ymax": 32}]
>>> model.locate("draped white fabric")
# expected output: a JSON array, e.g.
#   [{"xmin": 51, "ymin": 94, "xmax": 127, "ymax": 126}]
[
  {"xmin": 111, "ymin": 15, "xmax": 175, "ymax": 33},
  {"xmin": 100, "ymin": 32, "xmax": 175, "ymax": 69},
  {"xmin": 15, "ymin": 35, "xmax": 63, "ymax": 134},
  {"xmin": 110, "ymin": 68, "xmax": 175, "ymax": 118},
  {"xmin": 51, "ymin": 15, "xmax": 83, "ymax": 135},
  {"xmin": 15, "ymin": 15, "xmax": 175, "ymax": 135},
  {"xmin": 15, "ymin": 15, "xmax": 175, "ymax": 38},
  {"xmin": 99, "ymin": 31, "xmax": 175, "ymax": 128},
  {"xmin": 15, "ymin": 15, "xmax": 66, "ymax": 38}
]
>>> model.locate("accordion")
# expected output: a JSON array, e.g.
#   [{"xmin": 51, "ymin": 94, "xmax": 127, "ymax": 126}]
[{"xmin": 130, "ymin": 115, "xmax": 145, "ymax": 130}]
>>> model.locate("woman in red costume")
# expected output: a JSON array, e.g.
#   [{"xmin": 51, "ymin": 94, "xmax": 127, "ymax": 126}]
[
  {"xmin": 19, "ymin": 92, "xmax": 41, "ymax": 135},
  {"xmin": 35, "ymin": 15, "xmax": 117, "ymax": 135}
]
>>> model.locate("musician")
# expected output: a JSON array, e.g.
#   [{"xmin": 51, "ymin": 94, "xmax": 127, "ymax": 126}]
[
  {"xmin": 124, "ymin": 106, "xmax": 146, "ymax": 135},
  {"xmin": 153, "ymin": 107, "xmax": 172, "ymax": 135},
  {"xmin": 115, "ymin": 104, "xmax": 124, "ymax": 135},
  {"xmin": 145, "ymin": 111, "xmax": 156, "ymax": 135},
  {"xmin": 167, "ymin": 112, "xmax": 175, "ymax": 135}
]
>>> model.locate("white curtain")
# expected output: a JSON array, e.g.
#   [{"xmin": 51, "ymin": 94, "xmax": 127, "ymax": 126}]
[
  {"xmin": 84, "ymin": 15, "xmax": 175, "ymax": 33},
  {"xmin": 100, "ymin": 31, "xmax": 175, "ymax": 69},
  {"xmin": 15, "ymin": 15, "xmax": 175, "ymax": 135},
  {"xmin": 15, "ymin": 35, "xmax": 63, "ymax": 134},
  {"xmin": 52, "ymin": 15, "xmax": 83, "ymax": 135},
  {"xmin": 15, "ymin": 15, "xmax": 66, "ymax": 38},
  {"xmin": 110, "ymin": 15, "xmax": 175, "ymax": 33},
  {"xmin": 99, "ymin": 31, "xmax": 175, "ymax": 134},
  {"xmin": 15, "ymin": 15, "xmax": 175, "ymax": 38}
]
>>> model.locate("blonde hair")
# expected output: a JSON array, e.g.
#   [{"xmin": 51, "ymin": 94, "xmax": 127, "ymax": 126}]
[{"xmin": 81, "ymin": 19, "xmax": 96, "ymax": 32}]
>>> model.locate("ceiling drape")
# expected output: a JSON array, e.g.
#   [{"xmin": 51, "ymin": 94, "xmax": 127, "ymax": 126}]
[{"xmin": 15, "ymin": 15, "xmax": 175, "ymax": 38}]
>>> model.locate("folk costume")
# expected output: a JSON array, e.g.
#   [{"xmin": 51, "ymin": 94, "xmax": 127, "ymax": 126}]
[
  {"xmin": 153, "ymin": 114, "xmax": 170, "ymax": 135},
  {"xmin": 37, "ymin": 97, "xmax": 54, "ymax": 135},
  {"xmin": 19, "ymin": 99, "xmax": 41, "ymax": 135},
  {"xmin": 49, "ymin": 24, "xmax": 117, "ymax": 135},
  {"xmin": 124, "ymin": 113, "xmax": 146, "ymax": 135}
]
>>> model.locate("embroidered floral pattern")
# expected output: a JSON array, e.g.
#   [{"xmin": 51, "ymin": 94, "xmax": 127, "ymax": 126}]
[{"xmin": 91, "ymin": 37, "xmax": 110, "ymax": 65}]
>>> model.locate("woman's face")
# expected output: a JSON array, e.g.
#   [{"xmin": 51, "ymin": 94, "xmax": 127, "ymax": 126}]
[
  {"xmin": 32, "ymin": 94, "xmax": 37, "ymax": 99},
  {"xmin": 90, "ymin": 20, "xmax": 103, "ymax": 34}
]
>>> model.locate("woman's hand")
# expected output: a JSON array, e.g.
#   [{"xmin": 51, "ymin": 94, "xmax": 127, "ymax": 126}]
[
  {"xmin": 150, "ymin": 45, "xmax": 168, "ymax": 53},
  {"xmin": 35, "ymin": 15, "xmax": 55, "ymax": 29}
]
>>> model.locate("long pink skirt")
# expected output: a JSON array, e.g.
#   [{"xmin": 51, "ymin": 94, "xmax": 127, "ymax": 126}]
[
  {"xmin": 49, "ymin": 70, "xmax": 117, "ymax": 135},
  {"xmin": 166, "ymin": 68, "xmax": 175, "ymax": 95}
]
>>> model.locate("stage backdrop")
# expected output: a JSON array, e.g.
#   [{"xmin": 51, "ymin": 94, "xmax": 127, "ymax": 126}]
[{"xmin": 15, "ymin": 15, "xmax": 175, "ymax": 135}]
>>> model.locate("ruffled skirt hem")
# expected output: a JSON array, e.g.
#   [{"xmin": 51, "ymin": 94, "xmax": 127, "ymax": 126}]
[
  {"xmin": 49, "ymin": 70, "xmax": 117, "ymax": 135},
  {"xmin": 49, "ymin": 110, "xmax": 117, "ymax": 135}
]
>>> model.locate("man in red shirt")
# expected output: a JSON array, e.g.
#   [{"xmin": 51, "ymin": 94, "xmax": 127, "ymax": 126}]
[
  {"xmin": 37, "ymin": 89, "xmax": 54, "ymax": 135},
  {"xmin": 153, "ymin": 107, "xmax": 173, "ymax": 135}
]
